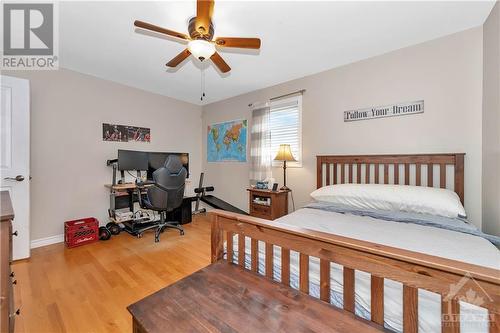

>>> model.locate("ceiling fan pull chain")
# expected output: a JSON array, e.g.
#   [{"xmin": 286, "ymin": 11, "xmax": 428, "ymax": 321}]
[
  {"xmin": 202, "ymin": 68, "xmax": 206, "ymax": 98},
  {"xmin": 200, "ymin": 68, "xmax": 206, "ymax": 101}
]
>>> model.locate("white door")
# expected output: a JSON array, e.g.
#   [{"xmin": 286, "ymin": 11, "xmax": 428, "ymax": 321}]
[{"xmin": 1, "ymin": 75, "xmax": 30, "ymax": 260}]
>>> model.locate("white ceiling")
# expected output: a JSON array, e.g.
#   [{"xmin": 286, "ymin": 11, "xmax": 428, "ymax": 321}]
[{"xmin": 59, "ymin": 1, "xmax": 495, "ymax": 105}]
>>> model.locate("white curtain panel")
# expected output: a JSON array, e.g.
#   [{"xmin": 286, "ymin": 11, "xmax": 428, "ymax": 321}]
[{"xmin": 249, "ymin": 104, "xmax": 272, "ymax": 184}]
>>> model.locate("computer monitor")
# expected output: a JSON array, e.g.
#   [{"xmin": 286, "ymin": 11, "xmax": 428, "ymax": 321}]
[
  {"xmin": 147, "ymin": 152, "xmax": 189, "ymax": 179},
  {"xmin": 118, "ymin": 150, "xmax": 149, "ymax": 171}
]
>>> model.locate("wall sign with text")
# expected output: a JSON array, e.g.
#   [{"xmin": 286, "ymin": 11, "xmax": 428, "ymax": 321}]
[{"xmin": 344, "ymin": 100, "xmax": 424, "ymax": 122}]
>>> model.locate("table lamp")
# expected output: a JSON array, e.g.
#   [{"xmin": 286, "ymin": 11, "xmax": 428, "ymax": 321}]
[{"xmin": 274, "ymin": 144, "xmax": 296, "ymax": 191}]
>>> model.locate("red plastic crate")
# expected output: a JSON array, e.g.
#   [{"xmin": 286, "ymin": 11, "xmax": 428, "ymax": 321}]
[{"xmin": 64, "ymin": 217, "xmax": 99, "ymax": 248}]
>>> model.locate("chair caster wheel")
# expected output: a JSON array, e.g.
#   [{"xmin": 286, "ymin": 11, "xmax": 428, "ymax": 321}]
[
  {"xmin": 180, "ymin": 231, "xmax": 185, "ymax": 236},
  {"xmin": 137, "ymin": 233, "xmax": 143, "ymax": 239}
]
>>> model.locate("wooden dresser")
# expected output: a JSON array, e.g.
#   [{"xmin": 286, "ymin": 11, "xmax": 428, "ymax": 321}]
[
  {"xmin": 247, "ymin": 188, "xmax": 289, "ymax": 220},
  {"xmin": 1, "ymin": 191, "xmax": 17, "ymax": 333}
]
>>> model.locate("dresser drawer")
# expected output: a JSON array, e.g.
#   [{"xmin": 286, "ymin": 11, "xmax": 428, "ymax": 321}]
[{"xmin": 250, "ymin": 203, "xmax": 271, "ymax": 217}]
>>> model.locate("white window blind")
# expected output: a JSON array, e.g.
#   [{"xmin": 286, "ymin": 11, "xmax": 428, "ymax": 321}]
[{"xmin": 270, "ymin": 95, "xmax": 302, "ymax": 166}]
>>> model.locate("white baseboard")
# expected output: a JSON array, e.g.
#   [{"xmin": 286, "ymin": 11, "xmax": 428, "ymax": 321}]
[{"xmin": 31, "ymin": 234, "xmax": 64, "ymax": 249}]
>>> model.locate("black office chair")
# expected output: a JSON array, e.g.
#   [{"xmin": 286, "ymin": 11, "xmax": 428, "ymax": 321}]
[{"xmin": 135, "ymin": 155, "xmax": 187, "ymax": 242}]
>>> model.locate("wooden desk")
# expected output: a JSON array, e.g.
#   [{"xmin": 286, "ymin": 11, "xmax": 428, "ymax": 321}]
[
  {"xmin": 104, "ymin": 183, "xmax": 152, "ymax": 191},
  {"xmin": 128, "ymin": 262, "xmax": 382, "ymax": 333},
  {"xmin": 104, "ymin": 183, "xmax": 195, "ymax": 225},
  {"xmin": 105, "ymin": 179, "xmax": 191, "ymax": 191}
]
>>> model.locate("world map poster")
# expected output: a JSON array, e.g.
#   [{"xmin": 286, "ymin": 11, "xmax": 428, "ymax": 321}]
[{"xmin": 207, "ymin": 119, "xmax": 247, "ymax": 162}]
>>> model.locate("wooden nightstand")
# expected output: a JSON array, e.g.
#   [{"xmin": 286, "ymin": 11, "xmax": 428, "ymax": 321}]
[{"xmin": 247, "ymin": 188, "xmax": 289, "ymax": 220}]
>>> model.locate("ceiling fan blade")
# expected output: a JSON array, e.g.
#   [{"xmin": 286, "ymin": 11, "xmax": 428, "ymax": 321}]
[
  {"xmin": 210, "ymin": 52, "xmax": 231, "ymax": 73},
  {"xmin": 195, "ymin": 0, "xmax": 214, "ymax": 35},
  {"xmin": 134, "ymin": 20, "xmax": 189, "ymax": 41},
  {"xmin": 215, "ymin": 37, "xmax": 261, "ymax": 49},
  {"xmin": 166, "ymin": 49, "xmax": 191, "ymax": 67}
]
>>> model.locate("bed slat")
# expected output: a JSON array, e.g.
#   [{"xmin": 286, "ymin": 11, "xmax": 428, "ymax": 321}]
[
  {"xmin": 403, "ymin": 285, "xmax": 418, "ymax": 333},
  {"xmin": 320, "ymin": 259, "xmax": 330, "ymax": 302},
  {"xmin": 440, "ymin": 164, "xmax": 446, "ymax": 189},
  {"xmin": 281, "ymin": 247, "xmax": 290, "ymax": 286},
  {"xmin": 333, "ymin": 163, "xmax": 338, "ymax": 185},
  {"xmin": 490, "ymin": 311, "xmax": 500, "ymax": 333},
  {"xmin": 316, "ymin": 160, "xmax": 322, "ymax": 188},
  {"xmin": 375, "ymin": 164, "xmax": 380, "ymax": 184},
  {"xmin": 227, "ymin": 231, "xmax": 234, "ymax": 264},
  {"xmin": 265, "ymin": 243, "xmax": 273, "ymax": 279},
  {"xmin": 343, "ymin": 267, "xmax": 355, "ymax": 313},
  {"xmin": 326, "ymin": 164, "xmax": 330, "ymax": 185},
  {"xmin": 251, "ymin": 238, "xmax": 258, "ymax": 272},
  {"xmin": 365, "ymin": 164, "xmax": 370, "ymax": 184},
  {"xmin": 405, "ymin": 163, "xmax": 410, "ymax": 185},
  {"xmin": 371, "ymin": 276, "xmax": 384, "ymax": 325},
  {"xmin": 394, "ymin": 164, "xmax": 399, "ymax": 184},
  {"xmin": 416, "ymin": 163, "xmax": 421, "ymax": 186},
  {"xmin": 238, "ymin": 234, "xmax": 245, "ymax": 267},
  {"xmin": 300, "ymin": 253, "xmax": 309, "ymax": 294},
  {"xmin": 349, "ymin": 164, "xmax": 353, "ymax": 183},
  {"xmin": 428, "ymin": 164, "xmax": 434, "ymax": 187},
  {"xmin": 442, "ymin": 299, "xmax": 460, "ymax": 333},
  {"xmin": 341, "ymin": 164, "xmax": 345, "ymax": 184},
  {"xmin": 210, "ymin": 214, "xmax": 224, "ymax": 263},
  {"xmin": 357, "ymin": 163, "xmax": 361, "ymax": 184},
  {"xmin": 384, "ymin": 164, "xmax": 389, "ymax": 184}
]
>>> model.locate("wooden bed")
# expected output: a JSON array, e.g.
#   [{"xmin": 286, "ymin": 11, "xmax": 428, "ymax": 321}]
[
  {"xmin": 129, "ymin": 153, "xmax": 499, "ymax": 333},
  {"xmin": 209, "ymin": 153, "xmax": 499, "ymax": 333}
]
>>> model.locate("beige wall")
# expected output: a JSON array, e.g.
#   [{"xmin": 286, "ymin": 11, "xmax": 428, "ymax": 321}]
[
  {"xmin": 482, "ymin": 1, "xmax": 500, "ymax": 236},
  {"xmin": 202, "ymin": 27, "xmax": 485, "ymax": 230},
  {"xmin": 7, "ymin": 69, "xmax": 202, "ymax": 241}
]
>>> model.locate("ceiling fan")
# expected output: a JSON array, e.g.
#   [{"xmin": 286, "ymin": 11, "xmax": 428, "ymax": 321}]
[{"xmin": 134, "ymin": 0, "xmax": 261, "ymax": 73}]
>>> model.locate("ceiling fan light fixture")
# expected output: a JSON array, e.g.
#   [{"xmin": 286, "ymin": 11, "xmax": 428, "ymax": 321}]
[{"xmin": 188, "ymin": 39, "xmax": 216, "ymax": 61}]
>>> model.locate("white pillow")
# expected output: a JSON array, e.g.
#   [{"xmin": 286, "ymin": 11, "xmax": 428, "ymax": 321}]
[{"xmin": 310, "ymin": 184, "xmax": 466, "ymax": 219}]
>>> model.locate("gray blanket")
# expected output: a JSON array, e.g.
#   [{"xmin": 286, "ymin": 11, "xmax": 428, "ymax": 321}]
[{"xmin": 305, "ymin": 201, "xmax": 500, "ymax": 246}]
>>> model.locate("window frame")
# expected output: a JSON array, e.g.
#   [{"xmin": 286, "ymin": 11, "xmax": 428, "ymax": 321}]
[{"xmin": 269, "ymin": 94, "xmax": 303, "ymax": 168}]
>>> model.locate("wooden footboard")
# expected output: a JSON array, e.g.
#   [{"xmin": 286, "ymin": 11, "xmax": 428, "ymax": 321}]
[{"xmin": 210, "ymin": 210, "xmax": 500, "ymax": 333}]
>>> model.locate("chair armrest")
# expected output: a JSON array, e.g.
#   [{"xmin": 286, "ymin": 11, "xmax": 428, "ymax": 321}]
[{"xmin": 135, "ymin": 180, "xmax": 152, "ymax": 208}]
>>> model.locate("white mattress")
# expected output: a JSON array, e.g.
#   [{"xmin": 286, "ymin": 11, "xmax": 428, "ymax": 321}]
[{"xmin": 228, "ymin": 208, "xmax": 500, "ymax": 333}]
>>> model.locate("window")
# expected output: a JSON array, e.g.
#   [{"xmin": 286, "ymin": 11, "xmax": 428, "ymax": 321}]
[{"xmin": 269, "ymin": 95, "xmax": 302, "ymax": 167}]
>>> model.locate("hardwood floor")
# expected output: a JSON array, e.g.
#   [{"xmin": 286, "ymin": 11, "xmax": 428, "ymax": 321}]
[{"xmin": 12, "ymin": 215, "xmax": 212, "ymax": 333}]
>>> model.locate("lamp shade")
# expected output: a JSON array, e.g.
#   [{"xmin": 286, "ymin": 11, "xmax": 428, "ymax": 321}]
[
  {"xmin": 187, "ymin": 40, "xmax": 216, "ymax": 61},
  {"xmin": 274, "ymin": 144, "xmax": 297, "ymax": 162}
]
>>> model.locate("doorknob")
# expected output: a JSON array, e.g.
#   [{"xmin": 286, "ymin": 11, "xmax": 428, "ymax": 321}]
[{"xmin": 3, "ymin": 175, "xmax": 24, "ymax": 182}]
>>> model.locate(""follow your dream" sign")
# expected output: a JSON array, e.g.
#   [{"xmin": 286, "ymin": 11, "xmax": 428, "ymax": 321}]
[{"xmin": 344, "ymin": 100, "xmax": 424, "ymax": 122}]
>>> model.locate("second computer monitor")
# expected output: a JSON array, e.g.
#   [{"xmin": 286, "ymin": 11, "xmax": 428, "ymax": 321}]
[{"xmin": 117, "ymin": 150, "xmax": 149, "ymax": 171}]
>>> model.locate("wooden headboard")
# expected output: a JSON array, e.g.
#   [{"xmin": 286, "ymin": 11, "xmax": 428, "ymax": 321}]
[{"xmin": 316, "ymin": 153, "xmax": 465, "ymax": 204}]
